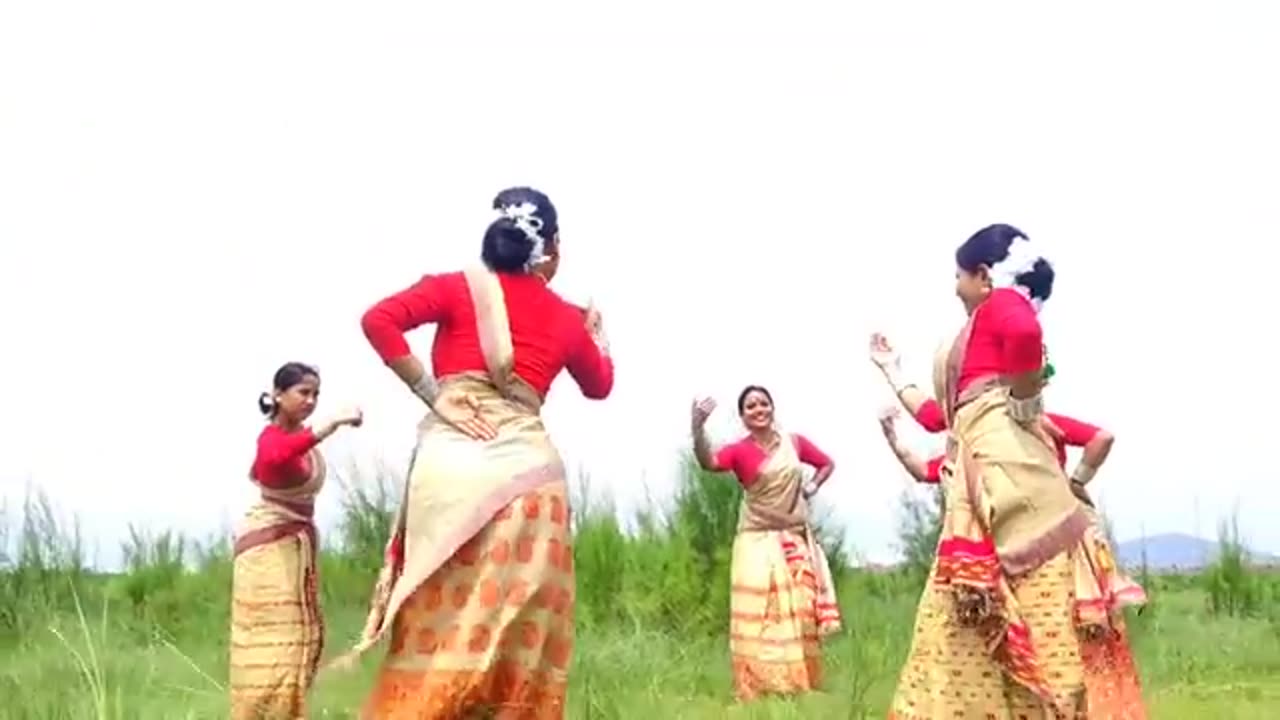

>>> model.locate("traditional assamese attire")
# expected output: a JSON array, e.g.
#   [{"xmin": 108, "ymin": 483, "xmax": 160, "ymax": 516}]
[
  {"xmin": 914, "ymin": 401, "xmax": 1147, "ymax": 718},
  {"xmin": 889, "ymin": 286, "xmax": 1092, "ymax": 719},
  {"xmin": 339, "ymin": 266, "xmax": 613, "ymax": 719},
  {"xmin": 229, "ymin": 425, "xmax": 327, "ymax": 719},
  {"xmin": 710, "ymin": 432, "xmax": 841, "ymax": 700}
]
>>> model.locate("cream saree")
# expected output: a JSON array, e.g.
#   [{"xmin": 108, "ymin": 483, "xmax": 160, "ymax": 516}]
[
  {"xmin": 1073, "ymin": 503, "xmax": 1148, "ymax": 719},
  {"xmin": 889, "ymin": 321, "xmax": 1090, "ymax": 719},
  {"xmin": 228, "ymin": 450, "xmax": 326, "ymax": 720},
  {"xmin": 729, "ymin": 433, "xmax": 841, "ymax": 701},
  {"xmin": 335, "ymin": 267, "xmax": 573, "ymax": 719}
]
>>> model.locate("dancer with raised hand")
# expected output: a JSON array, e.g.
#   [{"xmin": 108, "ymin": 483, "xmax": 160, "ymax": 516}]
[
  {"xmin": 342, "ymin": 186, "xmax": 613, "ymax": 719},
  {"xmin": 873, "ymin": 340, "xmax": 1148, "ymax": 718},
  {"xmin": 690, "ymin": 385, "xmax": 840, "ymax": 702},
  {"xmin": 881, "ymin": 223, "xmax": 1092, "ymax": 719},
  {"xmin": 229, "ymin": 362, "xmax": 362, "ymax": 719}
]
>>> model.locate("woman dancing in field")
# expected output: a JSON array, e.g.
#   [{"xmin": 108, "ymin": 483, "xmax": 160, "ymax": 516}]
[
  {"xmin": 879, "ymin": 223, "xmax": 1091, "ymax": 718},
  {"xmin": 340, "ymin": 187, "xmax": 613, "ymax": 719},
  {"xmin": 229, "ymin": 362, "xmax": 362, "ymax": 719},
  {"xmin": 873, "ymin": 341, "xmax": 1148, "ymax": 718},
  {"xmin": 690, "ymin": 385, "xmax": 841, "ymax": 701}
]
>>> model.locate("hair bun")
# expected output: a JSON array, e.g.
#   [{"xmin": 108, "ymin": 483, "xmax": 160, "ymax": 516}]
[
  {"xmin": 482, "ymin": 217, "xmax": 536, "ymax": 272},
  {"xmin": 257, "ymin": 391, "xmax": 276, "ymax": 416}
]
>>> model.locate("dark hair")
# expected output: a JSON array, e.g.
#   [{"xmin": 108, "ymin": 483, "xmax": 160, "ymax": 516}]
[
  {"xmin": 736, "ymin": 385, "xmax": 774, "ymax": 415},
  {"xmin": 258, "ymin": 361, "xmax": 320, "ymax": 416},
  {"xmin": 481, "ymin": 186, "xmax": 560, "ymax": 273},
  {"xmin": 954, "ymin": 223, "xmax": 1055, "ymax": 304}
]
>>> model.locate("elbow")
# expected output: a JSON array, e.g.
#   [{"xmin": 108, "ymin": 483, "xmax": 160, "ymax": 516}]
[
  {"xmin": 360, "ymin": 306, "xmax": 408, "ymax": 364},
  {"xmin": 692, "ymin": 452, "xmax": 715, "ymax": 472},
  {"xmin": 359, "ymin": 305, "xmax": 385, "ymax": 343},
  {"xmin": 580, "ymin": 362, "xmax": 615, "ymax": 400},
  {"xmin": 1094, "ymin": 430, "xmax": 1115, "ymax": 454},
  {"xmin": 583, "ymin": 381, "xmax": 613, "ymax": 400}
]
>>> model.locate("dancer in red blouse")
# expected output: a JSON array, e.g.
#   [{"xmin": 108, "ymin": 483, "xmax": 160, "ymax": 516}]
[
  {"xmin": 341, "ymin": 187, "xmax": 613, "ymax": 720},
  {"xmin": 690, "ymin": 385, "xmax": 840, "ymax": 700},
  {"xmin": 229, "ymin": 363, "xmax": 362, "ymax": 719},
  {"xmin": 874, "ymin": 335, "xmax": 1148, "ymax": 718},
  {"xmin": 877, "ymin": 223, "xmax": 1093, "ymax": 719}
]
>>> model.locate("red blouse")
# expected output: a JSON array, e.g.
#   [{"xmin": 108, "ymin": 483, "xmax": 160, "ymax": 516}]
[
  {"xmin": 957, "ymin": 287, "xmax": 1044, "ymax": 395},
  {"xmin": 712, "ymin": 434, "xmax": 833, "ymax": 488},
  {"xmin": 360, "ymin": 271, "xmax": 614, "ymax": 399},
  {"xmin": 914, "ymin": 405, "xmax": 1101, "ymax": 483},
  {"xmin": 250, "ymin": 424, "xmax": 318, "ymax": 489}
]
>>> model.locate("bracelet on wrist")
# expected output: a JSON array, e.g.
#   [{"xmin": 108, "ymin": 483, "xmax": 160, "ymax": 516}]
[
  {"xmin": 1071, "ymin": 462, "xmax": 1098, "ymax": 486},
  {"xmin": 883, "ymin": 368, "xmax": 911, "ymax": 394},
  {"xmin": 410, "ymin": 375, "xmax": 440, "ymax": 408}
]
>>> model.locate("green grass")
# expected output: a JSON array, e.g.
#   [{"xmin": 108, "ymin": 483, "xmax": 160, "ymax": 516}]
[{"xmin": 2, "ymin": 466, "xmax": 1279, "ymax": 719}]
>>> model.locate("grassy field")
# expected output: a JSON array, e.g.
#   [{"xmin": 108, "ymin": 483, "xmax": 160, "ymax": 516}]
[{"xmin": 3, "ymin": 466, "xmax": 1279, "ymax": 719}]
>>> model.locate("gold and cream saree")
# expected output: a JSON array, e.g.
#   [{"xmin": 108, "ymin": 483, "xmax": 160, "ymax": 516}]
[
  {"xmin": 336, "ymin": 267, "xmax": 573, "ymax": 719},
  {"xmin": 729, "ymin": 434, "xmax": 841, "ymax": 701},
  {"xmin": 228, "ymin": 452, "xmax": 326, "ymax": 719},
  {"xmin": 889, "ymin": 322, "xmax": 1091, "ymax": 719}
]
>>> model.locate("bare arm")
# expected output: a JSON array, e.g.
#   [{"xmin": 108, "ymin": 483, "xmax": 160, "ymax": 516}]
[
  {"xmin": 387, "ymin": 355, "xmax": 437, "ymax": 406},
  {"xmin": 896, "ymin": 385, "xmax": 932, "ymax": 415},
  {"xmin": 689, "ymin": 398, "xmax": 724, "ymax": 472},
  {"xmin": 692, "ymin": 424, "xmax": 718, "ymax": 471},
  {"xmin": 891, "ymin": 445, "xmax": 932, "ymax": 484},
  {"xmin": 868, "ymin": 332, "xmax": 944, "ymax": 430},
  {"xmin": 878, "ymin": 412, "xmax": 933, "ymax": 483},
  {"xmin": 1073, "ymin": 430, "xmax": 1114, "ymax": 485}
]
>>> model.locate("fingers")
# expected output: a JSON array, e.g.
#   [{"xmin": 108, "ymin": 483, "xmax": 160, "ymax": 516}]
[
  {"xmin": 442, "ymin": 394, "xmax": 497, "ymax": 441},
  {"xmin": 457, "ymin": 416, "xmax": 497, "ymax": 441},
  {"xmin": 466, "ymin": 419, "xmax": 499, "ymax": 441}
]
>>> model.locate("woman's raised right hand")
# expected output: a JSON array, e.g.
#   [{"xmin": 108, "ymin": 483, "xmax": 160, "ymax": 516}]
[
  {"xmin": 690, "ymin": 397, "xmax": 717, "ymax": 429},
  {"xmin": 868, "ymin": 332, "xmax": 901, "ymax": 372}
]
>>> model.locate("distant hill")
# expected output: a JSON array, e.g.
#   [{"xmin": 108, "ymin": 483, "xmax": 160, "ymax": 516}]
[{"xmin": 1115, "ymin": 532, "xmax": 1280, "ymax": 571}]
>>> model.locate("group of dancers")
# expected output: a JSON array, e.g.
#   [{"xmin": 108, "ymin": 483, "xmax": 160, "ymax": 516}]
[{"xmin": 227, "ymin": 186, "xmax": 1148, "ymax": 719}]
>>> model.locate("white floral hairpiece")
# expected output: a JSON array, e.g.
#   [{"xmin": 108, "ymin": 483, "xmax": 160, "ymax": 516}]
[
  {"xmin": 988, "ymin": 235, "xmax": 1047, "ymax": 312},
  {"xmin": 496, "ymin": 201, "xmax": 549, "ymax": 272}
]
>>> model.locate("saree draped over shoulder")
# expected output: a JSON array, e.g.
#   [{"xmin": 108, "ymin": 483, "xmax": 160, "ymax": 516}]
[
  {"xmin": 338, "ymin": 267, "xmax": 573, "ymax": 720},
  {"xmin": 729, "ymin": 433, "xmax": 841, "ymax": 701},
  {"xmin": 889, "ymin": 321, "xmax": 1091, "ymax": 720},
  {"xmin": 229, "ymin": 449, "xmax": 326, "ymax": 720}
]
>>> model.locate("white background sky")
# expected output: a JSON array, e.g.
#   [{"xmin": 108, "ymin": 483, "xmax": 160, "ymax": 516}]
[{"xmin": 2, "ymin": 3, "xmax": 1276, "ymax": 568}]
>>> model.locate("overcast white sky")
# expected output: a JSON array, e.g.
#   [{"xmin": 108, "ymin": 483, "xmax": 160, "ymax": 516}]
[{"xmin": 2, "ymin": 2, "xmax": 1276, "ymax": 568}]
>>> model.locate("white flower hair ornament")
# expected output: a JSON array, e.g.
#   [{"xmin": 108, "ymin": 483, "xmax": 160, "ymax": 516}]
[
  {"xmin": 987, "ymin": 235, "xmax": 1048, "ymax": 312},
  {"xmin": 496, "ymin": 201, "xmax": 550, "ymax": 272}
]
